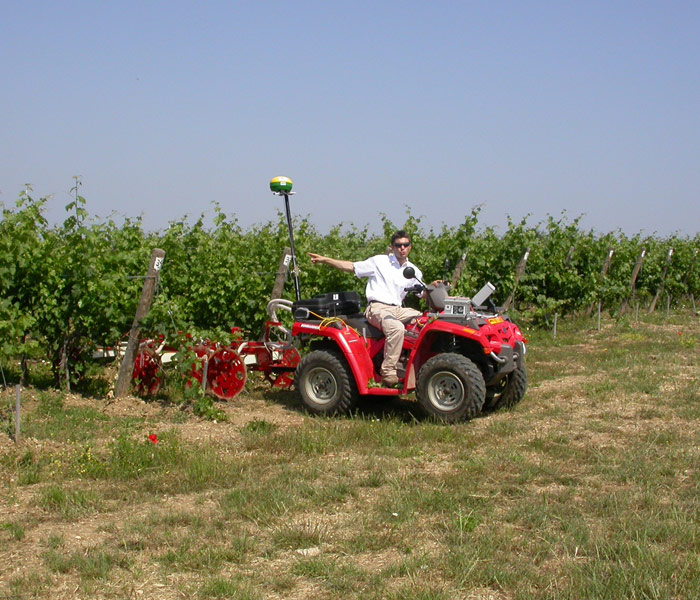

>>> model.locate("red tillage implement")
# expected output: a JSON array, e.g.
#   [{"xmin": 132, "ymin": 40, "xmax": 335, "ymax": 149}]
[{"xmin": 128, "ymin": 299, "xmax": 299, "ymax": 400}]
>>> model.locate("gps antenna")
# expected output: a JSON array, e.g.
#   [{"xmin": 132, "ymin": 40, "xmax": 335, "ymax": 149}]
[{"xmin": 270, "ymin": 176, "xmax": 301, "ymax": 301}]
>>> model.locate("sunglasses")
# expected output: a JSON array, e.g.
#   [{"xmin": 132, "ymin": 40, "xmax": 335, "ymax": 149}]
[{"xmin": 393, "ymin": 242, "xmax": 411, "ymax": 248}]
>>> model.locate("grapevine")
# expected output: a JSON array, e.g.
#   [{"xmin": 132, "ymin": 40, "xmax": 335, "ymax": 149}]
[{"xmin": 1, "ymin": 185, "xmax": 697, "ymax": 394}]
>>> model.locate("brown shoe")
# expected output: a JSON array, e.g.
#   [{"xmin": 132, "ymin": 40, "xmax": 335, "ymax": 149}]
[{"xmin": 381, "ymin": 373, "xmax": 399, "ymax": 387}]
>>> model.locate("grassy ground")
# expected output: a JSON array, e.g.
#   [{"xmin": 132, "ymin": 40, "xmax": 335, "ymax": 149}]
[{"xmin": 1, "ymin": 312, "xmax": 698, "ymax": 599}]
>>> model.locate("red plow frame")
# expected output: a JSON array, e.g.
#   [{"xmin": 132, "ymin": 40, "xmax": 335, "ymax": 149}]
[{"xmin": 129, "ymin": 300, "xmax": 300, "ymax": 400}]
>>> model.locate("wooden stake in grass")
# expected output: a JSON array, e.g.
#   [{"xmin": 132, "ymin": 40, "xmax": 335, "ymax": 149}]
[
  {"xmin": 450, "ymin": 251, "xmax": 467, "ymax": 288},
  {"xmin": 503, "ymin": 249, "xmax": 529, "ymax": 311},
  {"xmin": 14, "ymin": 385, "xmax": 20, "ymax": 442},
  {"xmin": 259, "ymin": 247, "xmax": 292, "ymax": 341},
  {"xmin": 115, "ymin": 248, "xmax": 165, "ymax": 398},
  {"xmin": 619, "ymin": 248, "xmax": 646, "ymax": 316},
  {"xmin": 683, "ymin": 248, "xmax": 698, "ymax": 314},
  {"xmin": 269, "ymin": 247, "xmax": 292, "ymax": 302},
  {"xmin": 648, "ymin": 247, "xmax": 674, "ymax": 313},
  {"xmin": 586, "ymin": 248, "xmax": 614, "ymax": 317}
]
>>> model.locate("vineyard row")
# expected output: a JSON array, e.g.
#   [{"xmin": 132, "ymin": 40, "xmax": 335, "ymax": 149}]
[{"xmin": 1, "ymin": 188, "xmax": 698, "ymax": 387}]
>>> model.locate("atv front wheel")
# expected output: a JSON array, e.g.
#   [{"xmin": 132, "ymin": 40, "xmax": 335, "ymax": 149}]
[
  {"xmin": 484, "ymin": 363, "xmax": 527, "ymax": 412},
  {"xmin": 416, "ymin": 353, "xmax": 486, "ymax": 422},
  {"xmin": 295, "ymin": 349, "xmax": 358, "ymax": 415}
]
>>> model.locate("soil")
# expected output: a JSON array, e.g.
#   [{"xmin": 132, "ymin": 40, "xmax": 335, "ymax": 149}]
[{"xmin": 1, "ymin": 316, "xmax": 697, "ymax": 599}]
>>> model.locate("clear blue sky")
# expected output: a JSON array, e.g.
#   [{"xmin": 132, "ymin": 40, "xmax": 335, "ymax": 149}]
[{"xmin": 2, "ymin": 1, "xmax": 699, "ymax": 237}]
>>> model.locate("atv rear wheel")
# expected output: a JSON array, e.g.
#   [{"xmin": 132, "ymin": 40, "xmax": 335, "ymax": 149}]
[
  {"xmin": 295, "ymin": 349, "xmax": 358, "ymax": 415},
  {"xmin": 484, "ymin": 363, "xmax": 527, "ymax": 411},
  {"xmin": 416, "ymin": 353, "xmax": 486, "ymax": 422}
]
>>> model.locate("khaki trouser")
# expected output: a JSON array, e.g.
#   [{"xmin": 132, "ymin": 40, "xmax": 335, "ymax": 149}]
[{"xmin": 365, "ymin": 302, "xmax": 421, "ymax": 378}]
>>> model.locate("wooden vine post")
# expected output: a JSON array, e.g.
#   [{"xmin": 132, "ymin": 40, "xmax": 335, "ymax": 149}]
[
  {"xmin": 648, "ymin": 247, "xmax": 674, "ymax": 313},
  {"xmin": 586, "ymin": 247, "xmax": 614, "ymax": 317},
  {"xmin": 684, "ymin": 248, "xmax": 698, "ymax": 314},
  {"xmin": 269, "ymin": 247, "xmax": 292, "ymax": 302},
  {"xmin": 115, "ymin": 248, "xmax": 165, "ymax": 397},
  {"xmin": 503, "ymin": 249, "xmax": 530, "ymax": 311},
  {"xmin": 619, "ymin": 248, "xmax": 646, "ymax": 316},
  {"xmin": 259, "ymin": 247, "xmax": 292, "ymax": 340},
  {"xmin": 450, "ymin": 252, "xmax": 467, "ymax": 288}
]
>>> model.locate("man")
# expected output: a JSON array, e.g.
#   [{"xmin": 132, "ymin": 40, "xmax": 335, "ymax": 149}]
[{"xmin": 307, "ymin": 230, "xmax": 425, "ymax": 387}]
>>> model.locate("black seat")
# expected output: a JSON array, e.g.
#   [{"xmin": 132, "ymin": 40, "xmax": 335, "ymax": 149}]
[{"xmin": 343, "ymin": 314, "xmax": 384, "ymax": 339}]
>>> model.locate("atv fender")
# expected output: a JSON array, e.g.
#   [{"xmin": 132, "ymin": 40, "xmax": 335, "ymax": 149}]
[{"xmin": 292, "ymin": 320, "xmax": 377, "ymax": 393}]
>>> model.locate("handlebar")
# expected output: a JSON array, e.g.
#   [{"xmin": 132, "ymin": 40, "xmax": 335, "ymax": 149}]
[{"xmin": 404, "ymin": 283, "xmax": 425, "ymax": 296}]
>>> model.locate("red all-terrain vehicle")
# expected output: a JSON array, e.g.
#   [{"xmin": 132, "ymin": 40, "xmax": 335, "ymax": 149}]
[
  {"xmin": 290, "ymin": 271, "xmax": 527, "ymax": 423},
  {"xmin": 269, "ymin": 176, "xmax": 527, "ymax": 423}
]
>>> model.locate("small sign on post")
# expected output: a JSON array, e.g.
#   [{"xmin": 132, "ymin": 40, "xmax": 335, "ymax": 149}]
[{"xmin": 114, "ymin": 248, "xmax": 166, "ymax": 398}]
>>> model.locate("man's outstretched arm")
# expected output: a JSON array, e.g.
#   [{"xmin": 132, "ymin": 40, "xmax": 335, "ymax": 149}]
[{"xmin": 307, "ymin": 253, "xmax": 355, "ymax": 274}]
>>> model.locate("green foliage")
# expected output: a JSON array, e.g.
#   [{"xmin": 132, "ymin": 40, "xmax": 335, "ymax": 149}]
[
  {"xmin": 1, "ymin": 181, "xmax": 149, "ymax": 387},
  {"xmin": 2, "ymin": 184, "xmax": 698, "ymax": 396},
  {"xmin": 162, "ymin": 330, "xmax": 230, "ymax": 421},
  {"xmin": 0, "ymin": 187, "xmax": 45, "ymax": 368}
]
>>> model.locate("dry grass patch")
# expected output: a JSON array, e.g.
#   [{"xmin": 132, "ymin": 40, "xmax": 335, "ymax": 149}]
[{"xmin": 1, "ymin": 312, "xmax": 699, "ymax": 599}]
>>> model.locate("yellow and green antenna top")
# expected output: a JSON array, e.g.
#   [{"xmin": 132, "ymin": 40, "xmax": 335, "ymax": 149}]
[{"xmin": 270, "ymin": 176, "xmax": 293, "ymax": 195}]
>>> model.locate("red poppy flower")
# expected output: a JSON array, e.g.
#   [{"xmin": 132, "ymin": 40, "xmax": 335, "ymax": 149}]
[{"xmin": 147, "ymin": 434, "xmax": 158, "ymax": 444}]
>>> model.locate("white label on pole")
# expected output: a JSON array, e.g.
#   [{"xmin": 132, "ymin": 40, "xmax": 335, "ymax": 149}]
[
  {"xmin": 523, "ymin": 250, "xmax": 530, "ymax": 261},
  {"xmin": 154, "ymin": 257, "xmax": 164, "ymax": 272},
  {"xmin": 284, "ymin": 254, "xmax": 292, "ymax": 266},
  {"xmin": 609, "ymin": 249, "xmax": 614, "ymax": 258}
]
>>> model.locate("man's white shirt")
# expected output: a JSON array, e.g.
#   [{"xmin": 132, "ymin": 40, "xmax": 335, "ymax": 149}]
[{"xmin": 353, "ymin": 253, "xmax": 423, "ymax": 306}]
